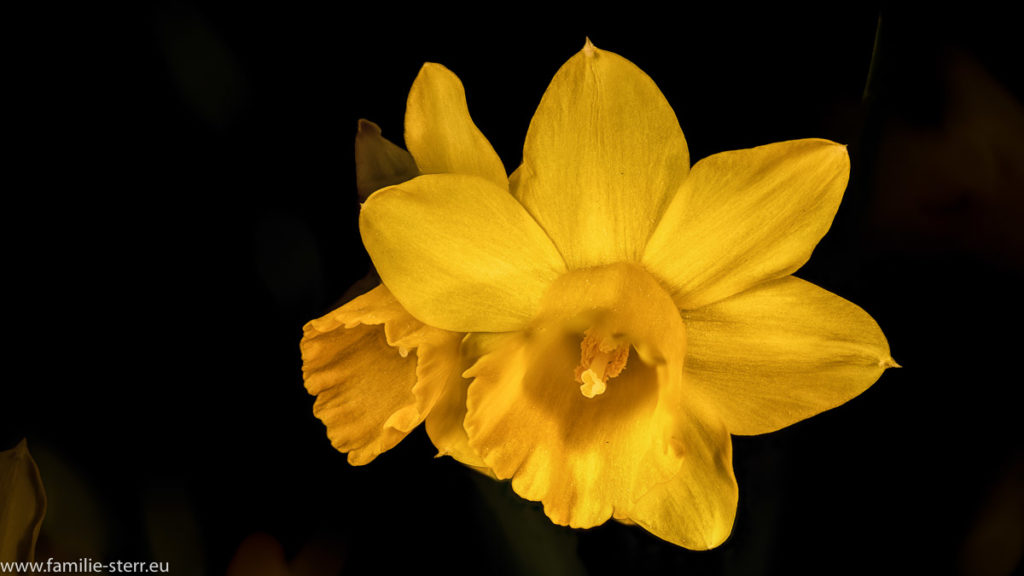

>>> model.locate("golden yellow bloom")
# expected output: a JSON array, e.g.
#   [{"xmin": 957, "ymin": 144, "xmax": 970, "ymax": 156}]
[{"xmin": 302, "ymin": 40, "xmax": 896, "ymax": 549}]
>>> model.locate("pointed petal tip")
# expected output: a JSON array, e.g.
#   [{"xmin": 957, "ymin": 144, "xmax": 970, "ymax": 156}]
[
  {"xmin": 418, "ymin": 61, "xmax": 449, "ymax": 77},
  {"xmin": 345, "ymin": 451, "xmax": 374, "ymax": 466},
  {"xmin": 411, "ymin": 62, "xmax": 453, "ymax": 90},
  {"xmin": 881, "ymin": 357, "xmax": 901, "ymax": 369},
  {"xmin": 583, "ymin": 37, "xmax": 597, "ymax": 56},
  {"xmin": 357, "ymin": 118, "xmax": 380, "ymax": 135}
]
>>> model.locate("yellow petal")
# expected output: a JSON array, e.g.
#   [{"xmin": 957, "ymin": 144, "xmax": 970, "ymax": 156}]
[
  {"xmin": 301, "ymin": 285, "xmax": 456, "ymax": 464},
  {"xmin": 355, "ymin": 119, "xmax": 419, "ymax": 201},
  {"xmin": 514, "ymin": 40, "xmax": 690, "ymax": 269},
  {"xmin": 422, "ymin": 334, "xmax": 490, "ymax": 471},
  {"xmin": 465, "ymin": 263, "xmax": 686, "ymax": 528},
  {"xmin": 643, "ymin": 139, "xmax": 850, "ymax": 310},
  {"xmin": 360, "ymin": 174, "xmax": 566, "ymax": 332},
  {"xmin": 405, "ymin": 63, "xmax": 507, "ymax": 189},
  {"xmin": 424, "ymin": 380, "xmax": 487, "ymax": 470},
  {"xmin": 626, "ymin": 400, "xmax": 737, "ymax": 550},
  {"xmin": 0, "ymin": 439, "xmax": 47, "ymax": 563},
  {"xmin": 682, "ymin": 276, "xmax": 895, "ymax": 436}
]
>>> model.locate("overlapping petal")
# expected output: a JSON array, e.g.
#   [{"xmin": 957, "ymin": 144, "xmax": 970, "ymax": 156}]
[
  {"xmin": 405, "ymin": 63, "xmax": 507, "ymax": 189},
  {"xmin": 513, "ymin": 41, "xmax": 690, "ymax": 269},
  {"xmin": 626, "ymin": 398, "xmax": 737, "ymax": 550},
  {"xmin": 360, "ymin": 174, "xmax": 567, "ymax": 333},
  {"xmin": 464, "ymin": 263, "xmax": 687, "ymax": 527},
  {"xmin": 681, "ymin": 276, "xmax": 896, "ymax": 436},
  {"xmin": 422, "ymin": 334, "xmax": 489, "ymax": 470},
  {"xmin": 643, "ymin": 139, "xmax": 850, "ymax": 310},
  {"xmin": 301, "ymin": 285, "xmax": 458, "ymax": 465},
  {"xmin": 354, "ymin": 119, "xmax": 419, "ymax": 201}
]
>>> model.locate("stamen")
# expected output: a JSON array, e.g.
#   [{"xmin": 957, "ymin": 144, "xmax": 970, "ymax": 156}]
[
  {"xmin": 574, "ymin": 328, "xmax": 629, "ymax": 398},
  {"xmin": 579, "ymin": 370, "xmax": 607, "ymax": 398}
]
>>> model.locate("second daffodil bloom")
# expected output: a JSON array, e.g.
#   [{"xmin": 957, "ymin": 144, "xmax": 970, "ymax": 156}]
[{"xmin": 302, "ymin": 39, "xmax": 897, "ymax": 550}]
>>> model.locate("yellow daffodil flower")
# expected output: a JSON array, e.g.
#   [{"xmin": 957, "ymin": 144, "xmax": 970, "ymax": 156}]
[{"xmin": 302, "ymin": 39, "xmax": 896, "ymax": 549}]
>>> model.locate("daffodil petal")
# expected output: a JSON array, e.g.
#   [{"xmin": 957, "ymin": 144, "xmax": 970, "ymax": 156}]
[
  {"xmin": 426, "ymin": 333, "xmax": 510, "ymax": 477},
  {"xmin": 424, "ymin": 380, "xmax": 487, "ymax": 470},
  {"xmin": 355, "ymin": 119, "xmax": 419, "ymax": 201},
  {"xmin": 465, "ymin": 263, "xmax": 686, "ymax": 528},
  {"xmin": 627, "ymin": 400, "xmax": 737, "ymax": 550},
  {"xmin": 301, "ymin": 285, "xmax": 455, "ymax": 464},
  {"xmin": 682, "ymin": 276, "xmax": 896, "ymax": 436},
  {"xmin": 0, "ymin": 439, "xmax": 47, "ymax": 563},
  {"xmin": 423, "ymin": 334, "xmax": 490, "ymax": 471},
  {"xmin": 514, "ymin": 40, "xmax": 690, "ymax": 269},
  {"xmin": 405, "ymin": 63, "xmax": 507, "ymax": 189},
  {"xmin": 360, "ymin": 174, "xmax": 566, "ymax": 333},
  {"xmin": 643, "ymin": 139, "xmax": 849, "ymax": 310}
]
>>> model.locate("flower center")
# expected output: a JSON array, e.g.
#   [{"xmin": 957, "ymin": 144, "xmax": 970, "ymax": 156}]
[{"xmin": 573, "ymin": 328, "xmax": 630, "ymax": 398}]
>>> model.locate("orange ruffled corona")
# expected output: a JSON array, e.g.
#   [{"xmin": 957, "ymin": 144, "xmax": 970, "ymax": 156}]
[{"xmin": 301, "ymin": 39, "xmax": 896, "ymax": 550}]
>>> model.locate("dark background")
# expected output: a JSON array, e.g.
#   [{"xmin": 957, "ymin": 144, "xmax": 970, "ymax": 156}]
[{"xmin": 7, "ymin": 3, "xmax": 1022, "ymax": 575}]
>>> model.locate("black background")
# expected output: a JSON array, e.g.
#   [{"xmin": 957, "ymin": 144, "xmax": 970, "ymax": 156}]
[{"xmin": 6, "ymin": 3, "xmax": 1023, "ymax": 575}]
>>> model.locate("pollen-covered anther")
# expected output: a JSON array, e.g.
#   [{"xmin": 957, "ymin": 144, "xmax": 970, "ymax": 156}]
[{"xmin": 574, "ymin": 329, "xmax": 630, "ymax": 398}]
